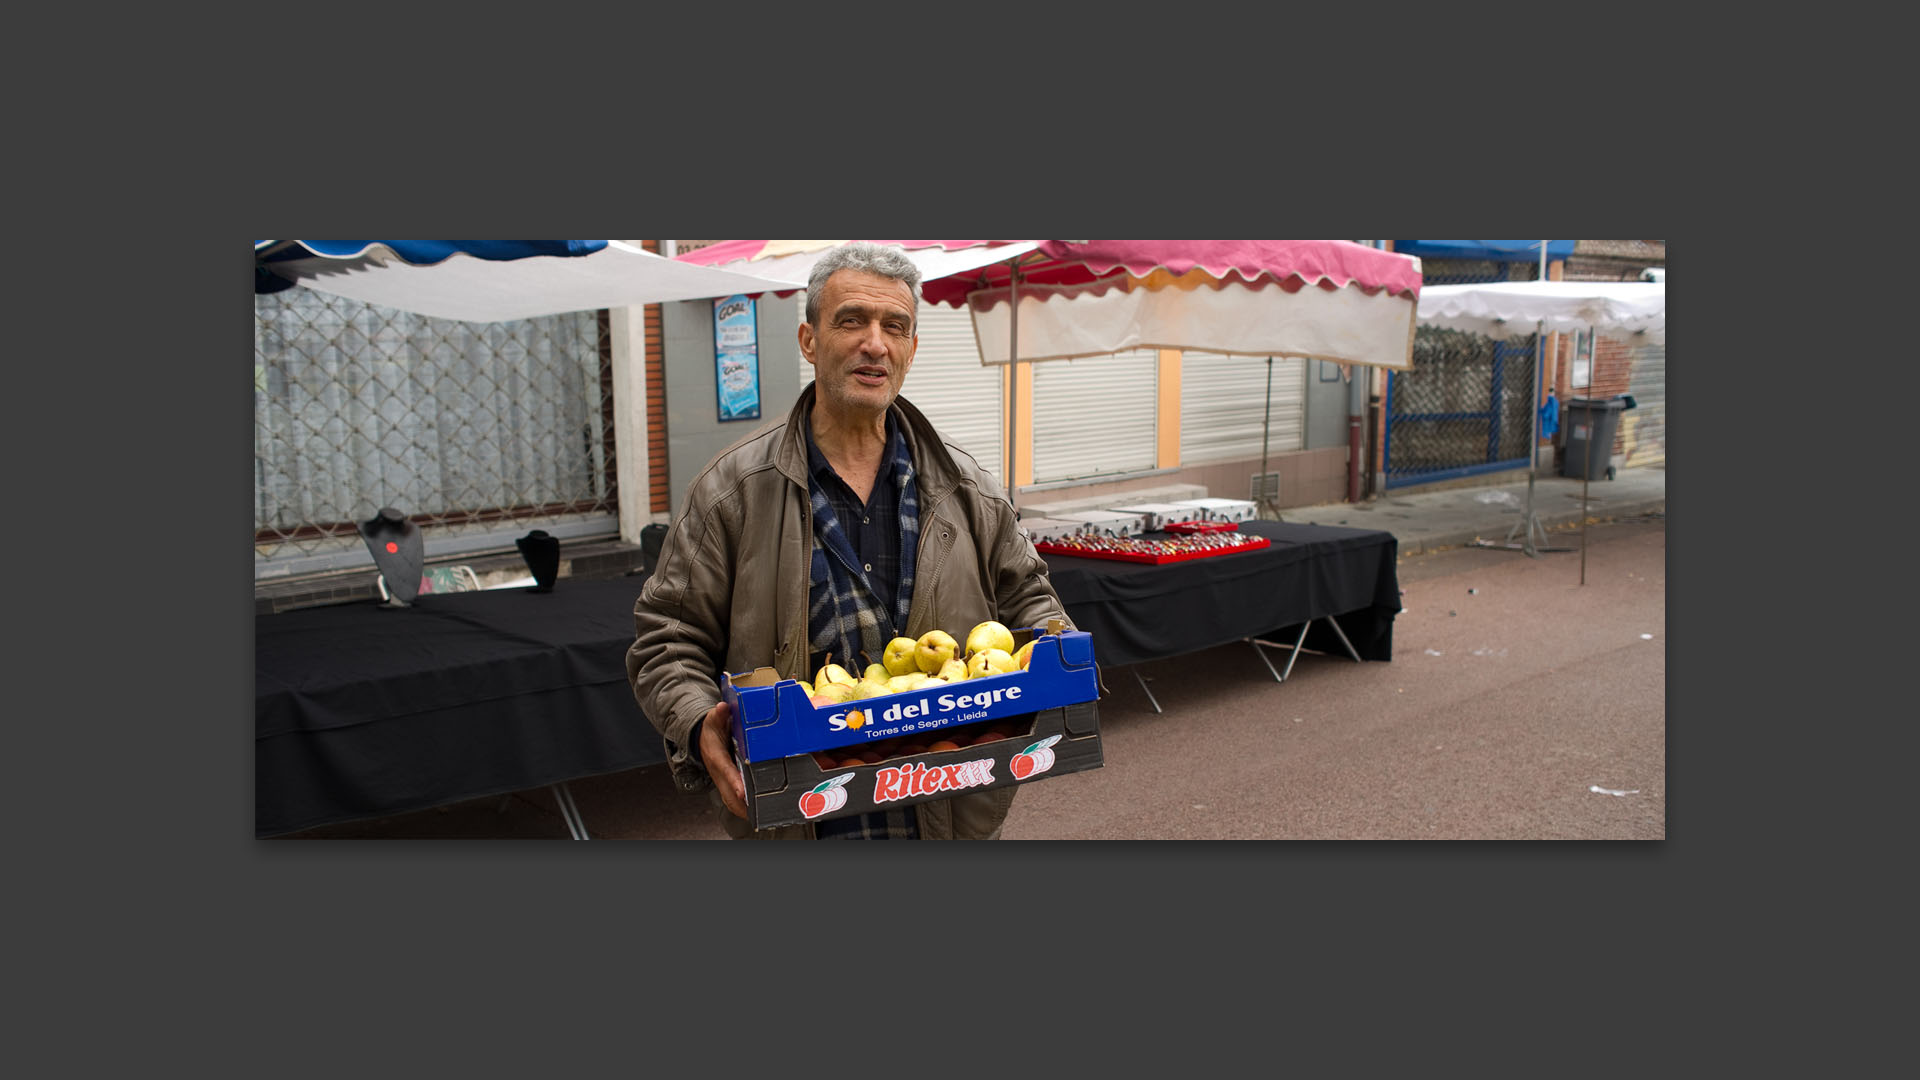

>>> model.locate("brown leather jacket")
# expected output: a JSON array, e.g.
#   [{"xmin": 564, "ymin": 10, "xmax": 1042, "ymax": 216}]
[{"xmin": 626, "ymin": 385, "xmax": 1073, "ymax": 839}]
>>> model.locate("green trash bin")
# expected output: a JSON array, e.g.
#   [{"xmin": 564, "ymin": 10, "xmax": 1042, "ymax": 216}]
[{"xmin": 1561, "ymin": 395, "xmax": 1634, "ymax": 481}]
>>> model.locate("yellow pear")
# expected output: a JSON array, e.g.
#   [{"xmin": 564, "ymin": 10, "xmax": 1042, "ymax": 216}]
[
  {"xmin": 810, "ymin": 681, "xmax": 857, "ymax": 705},
  {"xmin": 813, "ymin": 653, "xmax": 855, "ymax": 692},
  {"xmin": 851, "ymin": 676, "xmax": 891, "ymax": 700},
  {"xmin": 886, "ymin": 673, "xmax": 931, "ymax": 694},
  {"xmin": 937, "ymin": 657, "xmax": 970, "ymax": 683},
  {"xmin": 862, "ymin": 662, "xmax": 890, "ymax": 684},
  {"xmin": 965, "ymin": 620, "xmax": 1016, "ymax": 658},
  {"xmin": 966, "ymin": 648, "xmax": 1017, "ymax": 678},
  {"xmin": 1012, "ymin": 641, "xmax": 1035, "ymax": 670},
  {"xmin": 882, "ymin": 636, "xmax": 921, "ymax": 677},
  {"xmin": 915, "ymin": 630, "xmax": 959, "ymax": 674}
]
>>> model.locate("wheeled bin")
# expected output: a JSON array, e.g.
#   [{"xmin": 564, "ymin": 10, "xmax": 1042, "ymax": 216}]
[{"xmin": 1561, "ymin": 395, "xmax": 1634, "ymax": 480}]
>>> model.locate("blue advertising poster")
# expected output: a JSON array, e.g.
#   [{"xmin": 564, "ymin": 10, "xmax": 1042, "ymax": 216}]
[{"xmin": 714, "ymin": 294, "xmax": 762, "ymax": 422}]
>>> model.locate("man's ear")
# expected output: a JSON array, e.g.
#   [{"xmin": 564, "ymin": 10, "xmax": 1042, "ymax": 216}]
[{"xmin": 798, "ymin": 321, "xmax": 817, "ymax": 366}]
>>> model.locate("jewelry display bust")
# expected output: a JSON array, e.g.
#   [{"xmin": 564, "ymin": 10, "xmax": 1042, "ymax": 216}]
[
  {"xmin": 516, "ymin": 529, "xmax": 560, "ymax": 593},
  {"xmin": 359, "ymin": 507, "xmax": 424, "ymax": 608}
]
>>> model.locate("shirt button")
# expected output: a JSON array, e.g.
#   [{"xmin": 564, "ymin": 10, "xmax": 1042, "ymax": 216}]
[{"xmin": 864, "ymin": 563, "xmax": 873, "ymax": 572}]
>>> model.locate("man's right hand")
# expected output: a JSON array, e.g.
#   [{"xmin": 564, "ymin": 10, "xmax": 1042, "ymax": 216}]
[{"xmin": 697, "ymin": 700, "xmax": 748, "ymax": 819}]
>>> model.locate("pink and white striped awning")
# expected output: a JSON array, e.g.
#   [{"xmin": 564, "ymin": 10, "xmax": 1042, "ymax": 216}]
[{"xmin": 680, "ymin": 239, "xmax": 1424, "ymax": 370}]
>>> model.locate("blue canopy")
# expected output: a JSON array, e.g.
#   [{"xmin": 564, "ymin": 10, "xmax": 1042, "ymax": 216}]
[
  {"xmin": 1392, "ymin": 239, "xmax": 1576, "ymax": 262},
  {"xmin": 255, "ymin": 240, "xmax": 607, "ymax": 293}
]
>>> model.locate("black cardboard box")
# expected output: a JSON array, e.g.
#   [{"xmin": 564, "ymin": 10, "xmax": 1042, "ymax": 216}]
[
  {"xmin": 738, "ymin": 699, "xmax": 1103, "ymax": 831},
  {"xmin": 721, "ymin": 624, "xmax": 1105, "ymax": 830}
]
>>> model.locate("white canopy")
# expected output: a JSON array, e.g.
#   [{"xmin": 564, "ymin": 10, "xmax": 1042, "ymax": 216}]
[
  {"xmin": 683, "ymin": 240, "xmax": 1045, "ymax": 295},
  {"xmin": 264, "ymin": 241, "xmax": 801, "ymax": 322},
  {"xmin": 967, "ymin": 274, "xmax": 1419, "ymax": 370},
  {"xmin": 1417, "ymin": 281, "xmax": 1665, "ymax": 344}
]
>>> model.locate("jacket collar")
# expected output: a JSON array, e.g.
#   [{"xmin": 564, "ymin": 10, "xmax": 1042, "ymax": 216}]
[{"xmin": 778, "ymin": 383, "xmax": 959, "ymax": 503}]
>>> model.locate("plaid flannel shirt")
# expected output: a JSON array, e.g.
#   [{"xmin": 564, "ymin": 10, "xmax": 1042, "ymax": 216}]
[{"xmin": 805, "ymin": 413, "xmax": 922, "ymax": 840}]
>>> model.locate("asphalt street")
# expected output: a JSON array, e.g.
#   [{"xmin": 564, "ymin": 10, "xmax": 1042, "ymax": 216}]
[{"xmin": 283, "ymin": 511, "xmax": 1665, "ymax": 841}]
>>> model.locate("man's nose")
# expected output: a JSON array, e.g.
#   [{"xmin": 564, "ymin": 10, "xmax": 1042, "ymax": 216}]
[{"xmin": 857, "ymin": 323, "xmax": 891, "ymax": 357}]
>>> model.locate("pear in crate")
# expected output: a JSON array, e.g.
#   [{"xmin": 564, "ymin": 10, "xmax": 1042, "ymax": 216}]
[
  {"xmin": 810, "ymin": 681, "xmax": 858, "ymax": 707},
  {"xmin": 966, "ymin": 648, "xmax": 1018, "ymax": 678},
  {"xmin": 965, "ymin": 620, "xmax": 1016, "ymax": 658},
  {"xmin": 882, "ymin": 636, "xmax": 921, "ymax": 677},
  {"xmin": 915, "ymin": 630, "xmax": 959, "ymax": 674},
  {"xmin": 813, "ymin": 653, "xmax": 856, "ymax": 692}
]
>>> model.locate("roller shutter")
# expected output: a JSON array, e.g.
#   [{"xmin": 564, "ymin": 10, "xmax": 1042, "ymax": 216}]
[
  {"xmin": 1180, "ymin": 352, "xmax": 1305, "ymax": 465},
  {"xmin": 796, "ymin": 302, "xmax": 1005, "ymax": 481},
  {"xmin": 1621, "ymin": 341, "xmax": 1666, "ymax": 468},
  {"xmin": 1030, "ymin": 350, "xmax": 1160, "ymax": 483}
]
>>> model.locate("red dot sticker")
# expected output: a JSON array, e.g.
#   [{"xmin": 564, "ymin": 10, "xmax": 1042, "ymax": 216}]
[{"xmin": 386, "ymin": 542, "xmax": 399, "ymax": 554}]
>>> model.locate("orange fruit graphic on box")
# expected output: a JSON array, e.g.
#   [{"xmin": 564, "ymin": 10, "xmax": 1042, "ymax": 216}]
[
  {"xmin": 1009, "ymin": 735, "xmax": 1062, "ymax": 780},
  {"xmin": 798, "ymin": 773, "xmax": 856, "ymax": 819}
]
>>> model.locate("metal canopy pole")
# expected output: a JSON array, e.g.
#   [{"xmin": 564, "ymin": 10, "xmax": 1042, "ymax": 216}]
[
  {"xmin": 1257, "ymin": 357, "xmax": 1278, "ymax": 520},
  {"xmin": 1580, "ymin": 321, "xmax": 1593, "ymax": 586},
  {"xmin": 1505, "ymin": 317, "xmax": 1547, "ymax": 556},
  {"xmin": 1497, "ymin": 242, "xmax": 1558, "ymax": 556},
  {"xmin": 1008, "ymin": 265, "xmax": 1020, "ymax": 510},
  {"xmin": 1522, "ymin": 241, "xmax": 1547, "ymax": 555}
]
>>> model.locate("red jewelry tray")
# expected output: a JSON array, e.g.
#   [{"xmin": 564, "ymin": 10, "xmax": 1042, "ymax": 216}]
[
  {"xmin": 1034, "ymin": 535, "xmax": 1270, "ymax": 564},
  {"xmin": 1163, "ymin": 520, "xmax": 1241, "ymax": 535}
]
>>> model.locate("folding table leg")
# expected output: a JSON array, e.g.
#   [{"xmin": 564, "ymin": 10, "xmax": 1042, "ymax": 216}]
[
  {"xmin": 1277, "ymin": 622, "xmax": 1309, "ymax": 681},
  {"xmin": 1247, "ymin": 637, "xmax": 1284, "ymax": 682},
  {"xmin": 550, "ymin": 782, "xmax": 590, "ymax": 840},
  {"xmin": 1248, "ymin": 621, "xmax": 1312, "ymax": 683},
  {"xmin": 1322, "ymin": 614, "xmax": 1364, "ymax": 663},
  {"xmin": 1130, "ymin": 667, "xmax": 1163, "ymax": 714}
]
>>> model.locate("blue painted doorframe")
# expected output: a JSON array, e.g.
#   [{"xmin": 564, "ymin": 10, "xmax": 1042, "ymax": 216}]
[{"xmin": 1382, "ymin": 256, "xmax": 1538, "ymax": 489}]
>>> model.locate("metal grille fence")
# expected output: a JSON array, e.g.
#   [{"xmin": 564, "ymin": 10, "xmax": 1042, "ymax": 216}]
[
  {"xmin": 1383, "ymin": 258, "xmax": 1540, "ymax": 488},
  {"xmin": 254, "ymin": 287, "xmax": 617, "ymax": 580}
]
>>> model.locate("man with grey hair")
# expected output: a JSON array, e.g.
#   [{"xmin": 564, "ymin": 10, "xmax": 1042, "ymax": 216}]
[{"xmin": 627, "ymin": 242, "xmax": 1073, "ymax": 839}]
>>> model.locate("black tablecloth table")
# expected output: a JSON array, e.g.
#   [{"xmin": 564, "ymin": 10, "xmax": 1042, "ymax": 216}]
[
  {"xmin": 256, "ymin": 576, "xmax": 662, "ymax": 837},
  {"xmin": 257, "ymin": 522, "xmax": 1395, "ymax": 834},
  {"xmin": 1038, "ymin": 519, "xmax": 1399, "ymax": 670}
]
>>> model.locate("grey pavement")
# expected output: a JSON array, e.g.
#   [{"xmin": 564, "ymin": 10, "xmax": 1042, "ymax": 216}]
[{"xmin": 1284, "ymin": 463, "xmax": 1665, "ymax": 555}]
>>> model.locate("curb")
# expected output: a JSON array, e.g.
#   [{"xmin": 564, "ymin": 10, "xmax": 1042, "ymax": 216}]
[{"xmin": 1399, "ymin": 498, "xmax": 1666, "ymax": 557}]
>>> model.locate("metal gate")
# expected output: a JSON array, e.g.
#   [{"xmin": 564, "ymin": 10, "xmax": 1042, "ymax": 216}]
[
  {"xmin": 1383, "ymin": 259, "xmax": 1540, "ymax": 489},
  {"xmin": 254, "ymin": 287, "xmax": 617, "ymax": 580}
]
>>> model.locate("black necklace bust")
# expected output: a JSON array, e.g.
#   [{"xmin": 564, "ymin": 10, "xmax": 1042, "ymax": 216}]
[
  {"xmin": 516, "ymin": 529, "xmax": 560, "ymax": 593},
  {"xmin": 358, "ymin": 507, "xmax": 424, "ymax": 608}
]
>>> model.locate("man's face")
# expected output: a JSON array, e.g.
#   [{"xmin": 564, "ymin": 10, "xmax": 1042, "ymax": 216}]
[{"xmin": 800, "ymin": 269, "xmax": 918, "ymax": 418}]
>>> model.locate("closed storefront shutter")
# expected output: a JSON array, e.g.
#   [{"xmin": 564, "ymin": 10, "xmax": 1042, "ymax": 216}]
[
  {"xmin": 1180, "ymin": 352, "xmax": 1305, "ymax": 465},
  {"xmin": 1622, "ymin": 342, "xmax": 1666, "ymax": 468},
  {"xmin": 1031, "ymin": 350, "xmax": 1159, "ymax": 483},
  {"xmin": 903, "ymin": 304, "xmax": 1004, "ymax": 479},
  {"xmin": 795, "ymin": 301, "xmax": 1006, "ymax": 481}
]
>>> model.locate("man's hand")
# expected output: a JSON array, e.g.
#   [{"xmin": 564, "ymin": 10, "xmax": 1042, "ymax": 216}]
[{"xmin": 697, "ymin": 700, "xmax": 748, "ymax": 819}]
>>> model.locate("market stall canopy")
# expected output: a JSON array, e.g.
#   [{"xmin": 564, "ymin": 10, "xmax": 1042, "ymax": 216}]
[
  {"xmin": 947, "ymin": 240, "xmax": 1424, "ymax": 371},
  {"xmin": 253, "ymin": 240, "xmax": 802, "ymax": 322},
  {"xmin": 1392, "ymin": 239, "xmax": 1576, "ymax": 262},
  {"xmin": 685, "ymin": 239, "xmax": 1425, "ymax": 370},
  {"xmin": 1417, "ymin": 281, "xmax": 1665, "ymax": 344},
  {"xmin": 674, "ymin": 240, "xmax": 1045, "ymax": 296}
]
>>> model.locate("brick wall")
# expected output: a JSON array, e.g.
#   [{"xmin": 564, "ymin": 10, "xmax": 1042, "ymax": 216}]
[
  {"xmin": 639, "ymin": 240, "xmax": 670, "ymax": 515},
  {"xmin": 1553, "ymin": 332, "xmax": 1639, "ymax": 459}
]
